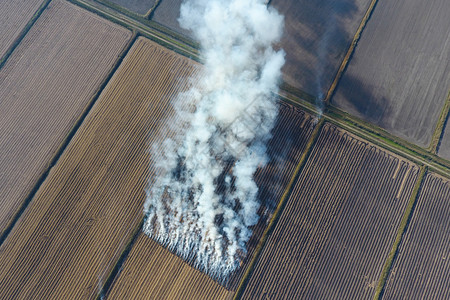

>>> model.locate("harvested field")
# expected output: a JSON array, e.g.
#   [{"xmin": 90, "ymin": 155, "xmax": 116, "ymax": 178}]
[
  {"xmin": 151, "ymin": 0, "xmax": 191, "ymax": 37},
  {"xmin": 148, "ymin": 0, "xmax": 373, "ymax": 98},
  {"xmin": 0, "ymin": 37, "xmax": 196, "ymax": 299},
  {"xmin": 333, "ymin": 0, "xmax": 450, "ymax": 147},
  {"xmin": 384, "ymin": 173, "xmax": 450, "ymax": 299},
  {"xmin": 0, "ymin": 0, "xmax": 130, "ymax": 237},
  {"xmin": 438, "ymin": 120, "xmax": 450, "ymax": 160},
  {"xmin": 106, "ymin": 233, "xmax": 233, "ymax": 300},
  {"xmin": 105, "ymin": 101, "xmax": 318, "ymax": 296},
  {"xmin": 241, "ymin": 123, "xmax": 419, "ymax": 299},
  {"xmin": 100, "ymin": 0, "xmax": 156, "ymax": 15},
  {"xmin": 271, "ymin": 0, "xmax": 373, "ymax": 98},
  {"xmin": 0, "ymin": 0, "xmax": 44, "ymax": 59}
]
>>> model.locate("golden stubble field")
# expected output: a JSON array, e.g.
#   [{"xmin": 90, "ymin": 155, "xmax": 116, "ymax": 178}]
[
  {"xmin": 0, "ymin": 37, "xmax": 195, "ymax": 299},
  {"xmin": 0, "ymin": 0, "xmax": 131, "ymax": 237}
]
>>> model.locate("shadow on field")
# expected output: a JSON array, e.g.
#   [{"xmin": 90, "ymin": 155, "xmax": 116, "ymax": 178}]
[
  {"xmin": 271, "ymin": 0, "xmax": 364, "ymax": 98},
  {"xmin": 333, "ymin": 72, "xmax": 391, "ymax": 126}
]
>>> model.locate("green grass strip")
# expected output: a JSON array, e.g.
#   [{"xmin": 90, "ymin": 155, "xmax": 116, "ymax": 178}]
[
  {"xmin": 233, "ymin": 118, "xmax": 325, "ymax": 300},
  {"xmin": 373, "ymin": 166, "xmax": 427, "ymax": 300},
  {"xmin": 324, "ymin": 106, "xmax": 450, "ymax": 177}
]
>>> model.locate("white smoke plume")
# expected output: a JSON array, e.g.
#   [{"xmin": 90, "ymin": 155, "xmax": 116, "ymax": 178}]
[{"xmin": 143, "ymin": 0, "xmax": 285, "ymax": 281}]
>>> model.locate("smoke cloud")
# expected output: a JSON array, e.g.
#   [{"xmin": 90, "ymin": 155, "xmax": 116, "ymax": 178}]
[{"xmin": 143, "ymin": 0, "xmax": 285, "ymax": 281}]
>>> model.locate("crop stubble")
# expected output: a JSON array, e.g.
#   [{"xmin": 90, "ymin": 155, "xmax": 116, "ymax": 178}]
[
  {"xmin": 0, "ymin": 37, "xmax": 195, "ymax": 299},
  {"xmin": 0, "ymin": 0, "xmax": 45, "ymax": 59},
  {"xmin": 241, "ymin": 123, "xmax": 419, "ymax": 299},
  {"xmin": 0, "ymin": 0, "xmax": 131, "ymax": 237},
  {"xmin": 333, "ymin": 0, "xmax": 450, "ymax": 148},
  {"xmin": 106, "ymin": 101, "xmax": 318, "ymax": 298},
  {"xmin": 383, "ymin": 173, "xmax": 450, "ymax": 299},
  {"xmin": 106, "ymin": 233, "xmax": 234, "ymax": 299}
]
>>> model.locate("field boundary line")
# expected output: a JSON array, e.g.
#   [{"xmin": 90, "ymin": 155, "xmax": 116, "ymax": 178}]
[
  {"xmin": 373, "ymin": 166, "xmax": 427, "ymax": 300},
  {"xmin": 324, "ymin": 107, "xmax": 450, "ymax": 177},
  {"xmin": 324, "ymin": 0, "xmax": 379, "ymax": 104},
  {"xmin": 281, "ymin": 91, "xmax": 450, "ymax": 178},
  {"xmin": 98, "ymin": 218, "xmax": 144, "ymax": 299},
  {"xmin": 0, "ymin": 0, "xmax": 51, "ymax": 71},
  {"xmin": 430, "ymin": 90, "xmax": 450, "ymax": 153},
  {"xmin": 233, "ymin": 118, "xmax": 325, "ymax": 300},
  {"xmin": 144, "ymin": 0, "xmax": 162, "ymax": 19},
  {"xmin": 0, "ymin": 33, "xmax": 137, "ymax": 247}
]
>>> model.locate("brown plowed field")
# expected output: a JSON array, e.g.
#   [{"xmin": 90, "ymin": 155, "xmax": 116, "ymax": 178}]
[
  {"xmin": 106, "ymin": 101, "xmax": 317, "ymax": 297},
  {"xmin": 0, "ymin": 0, "xmax": 131, "ymax": 237},
  {"xmin": 384, "ymin": 173, "xmax": 450, "ymax": 299},
  {"xmin": 0, "ymin": 37, "xmax": 195, "ymax": 299},
  {"xmin": 0, "ymin": 0, "xmax": 44, "ymax": 59},
  {"xmin": 271, "ymin": 0, "xmax": 373, "ymax": 98},
  {"xmin": 333, "ymin": 0, "xmax": 450, "ymax": 147},
  {"xmin": 107, "ymin": 233, "xmax": 233, "ymax": 299},
  {"xmin": 242, "ymin": 123, "xmax": 419, "ymax": 299}
]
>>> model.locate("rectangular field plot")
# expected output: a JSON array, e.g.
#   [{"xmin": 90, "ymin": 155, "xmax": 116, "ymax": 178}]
[
  {"xmin": 384, "ymin": 173, "xmax": 450, "ymax": 299},
  {"xmin": 98, "ymin": 0, "xmax": 156, "ymax": 15},
  {"xmin": 333, "ymin": 0, "xmax": 450, "ymax": 147},
  {"xmin": 0, "ymin": 37, "xmax": 196, "ymax": 299},
  {"xmin": 242, "ymin": 123, "xmax": 419, "ymax": 299},
  {"xmin": 105, "ymin": 101, "xmax": 317, "ymax": 297},
  {"xmin": 0, "ymin": 0, "xmax": 44, "ymax": 59},
  {"xmin": 0, "ymin": 0, "xmax": 130, "ymax": 237},
  {"xmin": 271, "ymin": 0, "xmax": 373, "ymax": 98}
]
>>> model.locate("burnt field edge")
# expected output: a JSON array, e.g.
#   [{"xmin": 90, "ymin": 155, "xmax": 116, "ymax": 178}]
[
  {"xmin": 233, "ymin": 118, "xmax": 325, "ymax": 300},
  {"xmin": 0, "ymin": 0, "xmax": 52, "ymax": 71},
  {"xmin": 0, "ymin": 33, "xmax": 137, "ymax": 247},
  {"xmin": 431, "ymin": 90, "xmax": 450, "ymax": 154},
  {"xmin": 373, "ymin": 166, "xmax": 427, "ymax": 300},
  {"xmin": 70, "ymin": 0, "xmax": 199, "ymax": 60},
  {"xmin": 324, "ymin": 0, "xmax": 380, "ymax": 104}
]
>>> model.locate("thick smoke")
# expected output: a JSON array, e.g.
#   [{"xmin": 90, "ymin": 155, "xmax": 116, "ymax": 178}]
[{"xmin": 143, "ymin": 0, "xmax": 285, "ymax": 281}]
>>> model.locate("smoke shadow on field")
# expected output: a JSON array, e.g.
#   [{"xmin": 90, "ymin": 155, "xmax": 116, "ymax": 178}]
[
  {"xmin": 332, "ymin": 72, "xmax": 391, "ymax": 127},
  {"xmin": 271, "ymin": 0, "xmax": 364, "ymax": 98}
]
